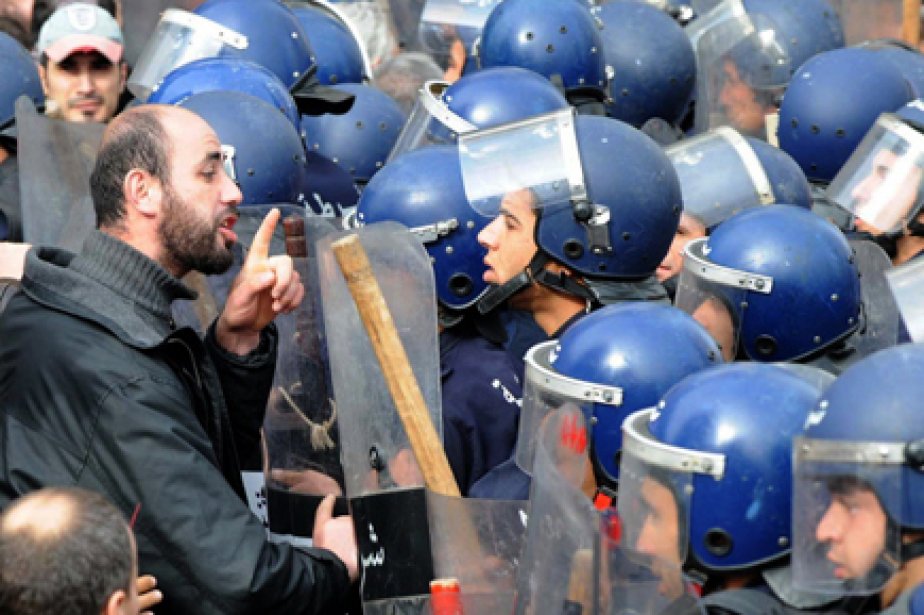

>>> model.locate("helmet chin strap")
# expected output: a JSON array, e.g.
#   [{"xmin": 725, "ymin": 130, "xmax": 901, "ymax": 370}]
[{"xmin": 476, "ymin": 250, "xmax": 597, "ymax": 315}]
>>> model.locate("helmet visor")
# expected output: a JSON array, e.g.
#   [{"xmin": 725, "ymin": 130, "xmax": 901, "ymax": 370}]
[
  {"xmin": 459, "ymin": 108, "xmax": 586, "ymax": 217},
  {"xmin": 128, "ymin": 9, "xmax": 248, "ymax": 101},
  {"xmin": 387, "ymin": 80, "xmax": 475, "ymax": 162},
  {"xmin": 618, "ymin": 409, "xmax": 725, "ymax": 567},
  {"xmin": 827, "ymin": 114, "xmax": 924, "ymax": 234},
  {"xmin": 791, "ymin": 436, "xmax": 904, "ymax": 595},
  {"xmin": 674, "ymin": 237, "xmax": 773, "ymax": 361},
  {"xmin": 667, "ymin": 126, "xmax": 773, "ymax": 228},
  {"xmin": 515, "ymin": 341, "xmax": 622, "ymax": 475}
]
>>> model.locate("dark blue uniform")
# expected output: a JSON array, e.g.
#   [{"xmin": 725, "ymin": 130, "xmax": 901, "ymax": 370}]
[{"xmin": 440, "ymin": 326, "xmax": 522, "ymax": 496}]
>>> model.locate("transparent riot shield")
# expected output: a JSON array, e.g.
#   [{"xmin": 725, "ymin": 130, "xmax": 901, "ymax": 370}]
[
  {"xmin": 328, "ymin": 0, "xmax": 402, "ymax": 68},
  {"xmin": 686, "ymin": 0, "xmax": 782, "ymax": 136},
  {"xmin": 827, "ymin": 0, "xmax": 907, "ymax": 45},
  {"xmin": 120, "ymin": 0, "xmax": 205, "ymax": 69},
  {"xmin": 845, "ymin": 239, "xmax": 900, "ymax": 359},
  {"xmin": 517, "ymin": 406, "xmax": 704, "ymax": 615},
  {"xmin": 263, "ymin": 214, "xmax": 349, "ymax": 548},
  {"xmin": 427, "ymin": 493, "xmax": 527, "ymax": 613},
  {"xmin": 318, "ymin": 221, "xmax": 442, "ymax": 613},
  {"xmin": 666, "ymin": 126, "xmax": 773, "ymax": 228},
  {"xmin": 16, "ymin": 96, "xmax": 103, "ymax": 252},
  {"xmin": 514, "ymin": 405, "xmax": 600, "ymax": 615},
  {"xmin": 887, "ymin": 257, "xmax": 924, "ymax": 343}
]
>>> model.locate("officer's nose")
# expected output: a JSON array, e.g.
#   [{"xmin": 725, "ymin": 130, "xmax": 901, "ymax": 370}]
[
  {"xmin": 815, "ymin": 501, "xmax": 846, "ymax": 543},
  {"xmin": 477, "ymin": 216, "xmax": 503, "ymax": 250}
]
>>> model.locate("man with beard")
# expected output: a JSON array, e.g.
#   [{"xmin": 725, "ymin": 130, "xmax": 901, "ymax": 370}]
[{"xmin": 0, "ymin": 104, "xmax": 359, "ymax": 614}]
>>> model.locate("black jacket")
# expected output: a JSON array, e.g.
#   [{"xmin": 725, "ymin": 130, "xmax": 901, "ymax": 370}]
[{"xmin": 0, "ymin": 231, "xmax": 352, "ymax": 614}]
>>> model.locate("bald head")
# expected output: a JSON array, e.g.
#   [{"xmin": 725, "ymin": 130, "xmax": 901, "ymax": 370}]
[{"xmin": 0, "ymin": 487, "xmax": 135, "ymax": 615}]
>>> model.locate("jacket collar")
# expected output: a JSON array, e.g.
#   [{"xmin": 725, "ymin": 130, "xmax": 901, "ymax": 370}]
[{"xmin": 21, "ymin": 230, "xmax": 197, "ymax": 349}]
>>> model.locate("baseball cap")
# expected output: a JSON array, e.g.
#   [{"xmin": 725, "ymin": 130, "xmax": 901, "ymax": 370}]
[{"xmin": 36, "ymin": 3, "xmax": 123, "ymax": 64}]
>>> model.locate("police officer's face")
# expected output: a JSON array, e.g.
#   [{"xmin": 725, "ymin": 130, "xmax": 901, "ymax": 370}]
[
  {"xmin": 851, "ymin": 149, "xmax": 923, "ymax": 235},
  {"xmin": 155, "ymin": 111, "xmax": 243, "ymax": 275},
  {"xmin": 717, "ymin": 59, "xmax": 769, "ymax": 138},
  {"xmin": 815, "ymin": 485, "xmax": 888, "ymax": 581},
  {"xmin": 477, "ymin": 188, "xmax": 538, "ymax": 286},
  {"xmin": 39, "ymin": 51, "xmax": 126, "ymax": 123},
  {"xmin": 658, "ymin": 213, "xmax": 706, "ymax": 283},
  {"xmin": 634, "ymin": 477, "xmax": 682, "ymax": 568}
]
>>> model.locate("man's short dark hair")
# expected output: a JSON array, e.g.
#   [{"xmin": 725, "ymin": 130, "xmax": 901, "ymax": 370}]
[
  {"xmin": 89, "ymin": 106, "xmax": 171, "ymax": 228},
  {"xmin": 0, "ymin": 486, "xmax": 134, "ymax": 615}
]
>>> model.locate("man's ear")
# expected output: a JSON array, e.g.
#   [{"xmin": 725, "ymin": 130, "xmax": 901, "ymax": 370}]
[
  {"xmin": 37, "ymin": 62, "xmax": 49, "ymax": 96},
  {"xmin": 102, "ymin": 588, "xmax": 128, "ymax": 615},
  {"xmin": 123, "ymin": 169, "xmax": 162, "ymax": 218},
  {"xmin": 118, "ymin": 61, "xmax": 128, "ymax": 93}
]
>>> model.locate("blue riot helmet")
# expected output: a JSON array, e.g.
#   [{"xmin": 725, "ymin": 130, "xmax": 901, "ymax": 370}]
[
  {"xmin": 778, "ymin": 47, "xmax": 914, "ymax": 184},
  {"xmin": 619, "ymin": 363, "xmax": 820, "ymax": 575},
  {"xmin": 356, "ymin": 146, "xmax": 488, "ymax": 310},
  {"xmin": 675, "ymin": 204, "xmax": 861, "ymax": 363},
  {"xmin": 389, "ymin": 66, "xmax": 569, "ymax": 160},
  {"xmin": 592, "ymin": 1, "xmax": 695, "ymax": 128},
  {"xmin": 826, "ymin": 105, "xmax": 924, "ymax": 240},
  {"xmin": 146, "ymin": 57, "xmax": 301, "ymax": 131},
  {"xmin": 856, "ymin": 40, "xmax": 924, "ymax": 99},
  {"xmin": 463, "ymin": 111, "xmax": 682, "ymax": 313},
  {"xmin": 687, "ymin": 0, "xmax": 843, "ymax": 138},
  {"xmin": 792, "ymin": 344, "xmax": 924, "ymax": 595},
  {"xmin": 289, "ymin": 3, "xmax": 370, "ymax": 85},
  {"xmin": 300, "ymin": 83, "xmax": 405, "ymax": 188},
  {"xmin": 477, "ymin": 0, "xmax": 608, "ymax": 110},
  {"xmin": 517, "ymin": 303, "xmax": 721, "ymax": 486},
  {"xmin": 0, "ymin": 32, "xmax": 43, "ymax": 142},
  {"xmin": 179, "ymin": 91, "xmax": 307, "ymax": 205},
  {"xmin": 299, "ymin": 151, "xmax": 360, "ymax": 217},
  {"xmin": 666, "ymin": 126, "xmax": 811, "ymax": 231},
  {"xmin": 194, "ymin": 0, "xmax": 314, "ymax": 88}
]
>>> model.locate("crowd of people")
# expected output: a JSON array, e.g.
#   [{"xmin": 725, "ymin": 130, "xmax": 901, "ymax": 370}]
[{"xmin": 0, "ymin": 0, "xmax": 924, "ymax": 614}]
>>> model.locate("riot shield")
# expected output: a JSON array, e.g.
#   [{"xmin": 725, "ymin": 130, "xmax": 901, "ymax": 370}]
[
  {"xmin": 827, "ymin": 0, "xmax": 906, "ymax": 45},
  {"xmin": 324, "ymin": 0, "xmax": 401, "ymax": 69},
  {"xmin": 318, "ymin": 221, "xmax": 442, "ymax": 613},
  {"xmin": 417, "ymin": 0, "xmax": 500, "ymax": 66},
  {"xmin": 516, "ymin": 405, "xmax": 703, "ymax": 615},
  {"xmin": 847, "ymin": 239, "xmax": 900, "ymax": 359},
  {"xmin": 17, "ymin": 96, "xmax": 103, "ymax": 252},
  {"xmin": 263, "ymin": 214, "xmax": 349, "ymax": 547}
]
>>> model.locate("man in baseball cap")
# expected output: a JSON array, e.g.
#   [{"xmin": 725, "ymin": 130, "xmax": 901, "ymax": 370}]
[{"xmin": 35, "ymin": 2, "xmax": 126, "ymax": 123}]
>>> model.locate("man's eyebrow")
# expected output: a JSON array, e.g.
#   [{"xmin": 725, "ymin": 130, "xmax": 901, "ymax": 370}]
[
  {"xmin": 498, "ymin": 206, "xmax": 520, "ymax": 224},
  {"xmin": 201, "ymin": 151, "xmax": 222, "ymax": 165}
]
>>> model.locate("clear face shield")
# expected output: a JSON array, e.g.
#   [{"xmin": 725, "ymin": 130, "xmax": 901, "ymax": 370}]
[
  {"xmin": 791, "ymin": 436, "xmax": 905, "ymax": 595},
  {"xmin": 827, "ymin": 114, "xmax": 924, "ymax": 235},
  {"xmin": 417, "ymin": 0, "xmax": 498, "ymax": 65},
  {"xmin": 666, "ymin": 126, "xmax": 775, "ymax": 229},
  {"xmin": 674, "ymin": 237, "xmax": 774, "ymax": 361},
  {"xmin": 127, "ymin": 9, "xmax": 248, "ymax": 101},
  {"xmin": 515, "ymin": 341, "xmax": 623, "ymax": 475},
  {"xmin": 386, "ymin": 80, "xmax": 476, "ymax": 162},
  {"xmin": 459, "ymin": 107, "xmax": 588, "ymax": 219},
  {"xmin": 686, "ymin": 1, "xmax": 790, "ymax": 137},
  {"xmin": 618, "ymin": 408, "xmax": 726, "ymax": 572}
]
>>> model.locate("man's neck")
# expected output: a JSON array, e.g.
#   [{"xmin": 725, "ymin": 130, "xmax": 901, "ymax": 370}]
[
  {"xmin": 895, "ymin": 235, "xmax": 924, "ymax": 266},
  {"xmin": 511, "ymin": 283, "xmax": 585, "ymax": 337},
  {"xmin": 880, "ymin": 555, "xmax": 924, "ymax": 608}
]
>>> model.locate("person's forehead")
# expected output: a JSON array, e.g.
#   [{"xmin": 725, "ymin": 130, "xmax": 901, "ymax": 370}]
[{"xmin": 164, "ymin": 110, "xmax": 221, "ymax": 161}]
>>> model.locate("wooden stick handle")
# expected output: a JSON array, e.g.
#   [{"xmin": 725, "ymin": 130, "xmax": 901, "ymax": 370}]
[
  {"xmin": 904, "ymin": 0, "xmax": 920, "ymax": 49},
  {"xmin": 332, "ymin": 233, "xmax": 461, "ymax": 498}
]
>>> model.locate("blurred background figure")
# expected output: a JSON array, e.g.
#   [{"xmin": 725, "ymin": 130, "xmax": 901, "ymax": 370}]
[{"xmin": 373, "ymin": 51, "xmax": 442, "ymax": 114}]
